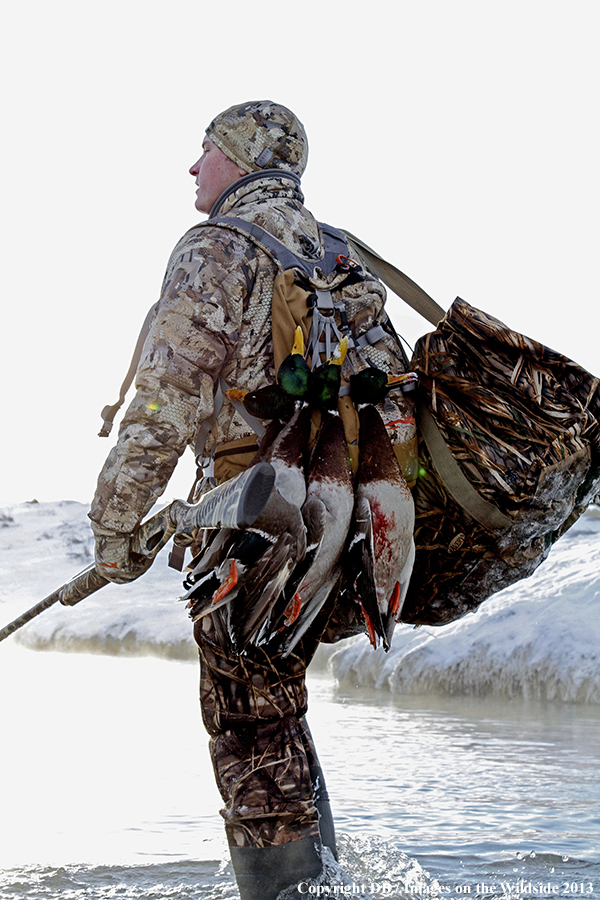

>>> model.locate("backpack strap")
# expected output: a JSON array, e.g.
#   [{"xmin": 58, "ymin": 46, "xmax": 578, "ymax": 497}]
[
  {"xmin": 205, "ymin": 216, "xmax": 348, "ymax": 277},
  {"xmin": 205, "ymin": 217, "xmax": 388, "ymax": 365},
  {"xmin": 340, "ymin": 229, "xmax": 446, "ymax": 327},
  {"xmin": 194, "ymin": 377, "xmax": 266, "ymax": 473}
]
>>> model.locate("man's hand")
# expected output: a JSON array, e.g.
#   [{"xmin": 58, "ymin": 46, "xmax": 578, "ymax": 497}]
[{"xmin": 91, "ymin": 524, "xmax": 153, "ymax": 584}]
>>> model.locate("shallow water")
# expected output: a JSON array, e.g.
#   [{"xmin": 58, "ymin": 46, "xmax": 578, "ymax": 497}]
[{"xmin": 0, "ymin": 646, "xmax": 598, "ymax": 899}]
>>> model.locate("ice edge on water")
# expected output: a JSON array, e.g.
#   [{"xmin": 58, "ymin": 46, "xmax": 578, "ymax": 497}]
[{"xmin": 2, "ymin": 500, "xmax": 599, "ymax": 703}]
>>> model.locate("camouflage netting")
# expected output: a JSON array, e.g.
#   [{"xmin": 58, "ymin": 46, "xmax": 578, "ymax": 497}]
[{"xmin": 400, "ymin": 297, "xmax": 600, "ymax": 626}]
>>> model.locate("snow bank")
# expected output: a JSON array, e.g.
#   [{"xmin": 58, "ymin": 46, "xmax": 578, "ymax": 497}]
[
  {"xmin": 329, "ymin": 506, "xmax": 600, "ymax": 704},
  {"xmin": 1, "ymin": 499, "xmax": 599, "ymax": 701},
  {"xmin": 0, "ymin": 500, "xmax": 196, "ymax": 660}
]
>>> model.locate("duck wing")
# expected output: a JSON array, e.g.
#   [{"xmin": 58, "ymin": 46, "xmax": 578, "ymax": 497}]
[
  {"xmin": 226, "ymin": 487, "xmax": 307, "ymax": 652},
  {"xmin": 183, "ymin": 528, "xmax": 273, "ymax": 621},
  {"xmin": 257, "ymin": 495, "xmax": 327, "ymax": 645}
]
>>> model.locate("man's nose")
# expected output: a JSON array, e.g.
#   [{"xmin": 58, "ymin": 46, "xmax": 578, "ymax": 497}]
[{"xmin": 189, "ymin": 159, "xmax": 201, "ymax": 177}]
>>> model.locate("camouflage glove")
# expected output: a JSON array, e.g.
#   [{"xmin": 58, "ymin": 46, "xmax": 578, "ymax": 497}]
[{"xmin": 90, "ymin": 523, "xmax": 153, "ymax": 584}]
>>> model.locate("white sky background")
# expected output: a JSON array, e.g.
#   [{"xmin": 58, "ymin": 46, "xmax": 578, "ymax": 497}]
[{"xmin": 1, "ymin": 0, "xmax": 598, "ymax": 506}]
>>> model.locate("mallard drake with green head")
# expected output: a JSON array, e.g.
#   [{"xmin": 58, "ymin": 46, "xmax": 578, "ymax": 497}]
[
  {"xmin": 278, "ymin": 325, "xmax": 312, "ymax": 399},
  {"xmin": 308, "ymin": 336, "xmax": 349, "ymax": 409},
  {"xmin": 349, "ymin": 366, "xmax": 418, "ymax": 406}
]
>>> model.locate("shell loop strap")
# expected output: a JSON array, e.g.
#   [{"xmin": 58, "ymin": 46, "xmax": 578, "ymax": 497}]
[{"xmin": 307, "ymin": 306, "xmax": 345, "ymax": 370}]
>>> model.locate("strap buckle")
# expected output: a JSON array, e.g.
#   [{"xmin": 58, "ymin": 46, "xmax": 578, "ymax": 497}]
[{"xmin": 335, "ymin": 254, "xmax": 360, "ymax": 272}]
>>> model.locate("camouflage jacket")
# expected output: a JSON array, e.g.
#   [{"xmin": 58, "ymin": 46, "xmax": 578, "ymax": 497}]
[{"xmin": 89, "ymin": 173, "xmax": 336, "ymax": 534}]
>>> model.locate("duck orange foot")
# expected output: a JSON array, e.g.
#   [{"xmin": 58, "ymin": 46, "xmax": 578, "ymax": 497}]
[
  {"xmin": 283, "ymin": 592, "xmax": 303, "ymax": 627},
  {"xmin": 211, "ymin": 560, "xmax": 239, "ymax": 604},
  {"xmin": 360, "ymin": 603, "xmax": 378, "ymax": 649},
  {"xmin": 388, "ymin": 581, "xmax": 401, "ymax": 617}
]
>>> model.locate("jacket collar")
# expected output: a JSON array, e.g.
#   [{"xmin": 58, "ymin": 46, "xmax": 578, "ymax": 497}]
[{"xmin": 208, "ymin": 169, "xmax": 304, "ymax": 219}]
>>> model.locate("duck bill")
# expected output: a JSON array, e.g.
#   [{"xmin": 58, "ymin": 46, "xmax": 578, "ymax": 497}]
[
  {"xmin": 330, "ymin": 336, "xmax": 349, "ymax": 367},
  {"xmin": 225, "ymin": 388, "xmax": 249, "ymax": 402},
  {"xmin": 386, "ymin": 374, "xmax": 406, "ymax": 386},
  {"xmin": 292, "ymin": 326, "xmax": 305, "ymax": 356}
]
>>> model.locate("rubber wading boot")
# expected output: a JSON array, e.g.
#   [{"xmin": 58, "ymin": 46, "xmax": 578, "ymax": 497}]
[
  {"xmin": 229, "ymin": 838, "xmax": 323, "ymax": 900},
  {"xmin": 310, "ymin": 765, "xmax": 338, "ymax": 860}
]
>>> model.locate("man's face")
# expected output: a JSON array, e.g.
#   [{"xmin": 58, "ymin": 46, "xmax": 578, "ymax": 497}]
[{"xmin": 189, "ymin": 138, "xmax": 247, "ymax": 214}]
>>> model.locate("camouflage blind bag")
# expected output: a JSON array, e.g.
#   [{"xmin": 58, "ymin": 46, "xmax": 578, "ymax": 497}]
[{"xmin": 398, "ymin": 296, "xmax": 600, "ymax": 627}]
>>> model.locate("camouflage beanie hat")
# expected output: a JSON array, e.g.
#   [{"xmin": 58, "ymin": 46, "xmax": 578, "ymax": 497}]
[{"xmin": 205, "ymin": 101, "xmax": 308, "ymax": 178}]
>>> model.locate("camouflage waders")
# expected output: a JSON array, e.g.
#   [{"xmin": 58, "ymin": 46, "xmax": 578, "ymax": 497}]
[{"xmin": 194, "ymin": 609, "xmax": 335, "ymax": 853}]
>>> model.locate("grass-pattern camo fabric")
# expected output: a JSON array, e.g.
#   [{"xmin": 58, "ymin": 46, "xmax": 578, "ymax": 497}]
[{"xmin": 401, "ymin": 297, "xmax": 600, "ymax": 626}]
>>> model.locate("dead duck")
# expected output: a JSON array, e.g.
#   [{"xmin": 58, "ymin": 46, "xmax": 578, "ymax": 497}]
[
  {"xmin": 225, "ymin": 329, "xmax": 349, "ymax": 422},
  {"xmin": 270, "ymin": 411, "xmax": 354, "ymax": 657},
  {"xmin": 182, "ymin": 404, "xmax": 312, "ymax": 651},
  {"xmin": 347, "ymin": 403, "xmax": 415, "ymax": 650}
]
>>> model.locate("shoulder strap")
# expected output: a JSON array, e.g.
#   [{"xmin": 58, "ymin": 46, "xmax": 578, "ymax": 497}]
[
  {"xmin": 417, "ymin": 404, "xmax": 512, "ymax": 531},
  {"xmin": 340, "ymin": 229, "xmax": 446, "ymax": 327},
  {"xmin": 205, "ymin": 216, "xmax": 347, "ymax": 277},
  {"xmin": 205, "ymin": 218, "xmax": 446, "ymax": 330},
  {"xmin": 98, "ymin": 301, "xmax": 159, "ymax": 437}
]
